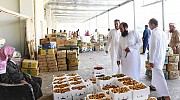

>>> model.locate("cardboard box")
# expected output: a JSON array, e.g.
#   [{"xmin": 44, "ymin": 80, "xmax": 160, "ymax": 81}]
[
  {"xmin": 68, "ymin": 58, "xmax": 78, "ymax": 66},
  {"xmin": 57, "ymin": 51, "xmax": 66, "ymax": 58},
  {"xmin": 168, "ymin": 71, "xmax": 179, "ymax": 79},
  {"xmin": 87, "ymin": 92, "xmax": 110, "ymax": 100},
  {"xmin": 65, "ymin": 39, "xmax": 77, "ymax": 46},
  {"xmin": 56, "ymin": 38, "xmax": 66, "ymax": 46},
  {"xmin": 22, "ymin": 59, "xmax": 38, "ymax": 69},
  {"xmin": 96, "ymin": 78, "xmax": 114, "ymax": 87},
  {"xmin": 42, "ymin": 42, "xmax": 56, "ymax": 49},
  {"xmin": 46, "ymin": 54, "xmax": 56, "ymax": 61},
  {"xmin": 166, "ymin": 47, "xmax": 174, "ymax": 55},
  {"xmin": 145, "ymin": 61, "xmax": 151, "ymax": 70},
  {"xmin": 73, "ymin": 94, "xmax": 86, "ymax": 100},
  {"xmin": 167, "ymin": 62, "xmax": 178, "ymax": 71},
  {"xmin": 39, "ymin": 62, "xmax": 47, "ymax": 67},
  {"xmin": 82, "ymin": 42, "xmax": 87, "ymax": 47},
  {"xmin": 58, "ymin": 64, "xmax": 67, "ymax": 71},
  {"xmin": 49, "ymin": 37, "xmax": 56, "ymax": 42},
  {"xmin": 21, "ymin": 68, "xmax": 39, "ymax": 76},
  {"xmin": 109, "ymin": 88, "xmax": 132, "ymax": 100},
  {"xmin": 163, "ymin": 64, "xmax": 167, "ymax": 70},
  {"xmin": 49, "ymin": 66, "xmax": 58, "ymax": 72},
  {"xmin": 71, "ymin": 85, "xmax": 88, "ymax": 96},
  {"xmin": 69, "ymin": 65, "xmax": 78, "ymax": 70},
  {"xmin": 40, "ymin": 49, "xmax": 55, "ymax": 55},
  {"xmin": 40, "ymin": 67, "xmax": 49, "ymax": 72},
  {"xmin": 53, "ymin": 92, "xmax": 72, "ymax": 100},
  {"xmin": 100, "ymin": 45, "xmax": 104, "ymax": 51},
  {"xmin": 45, "ymin": 34, "xmax": 52, "ymax": 38},
  {"xmin": 40, "ymin": 38, "xmax": 49, "ymax": 45},
  {"xmin": 37, "ymin": 55, "xmax": 46, "ymax": 62},
  {"xmin": 169, "ymin": 54, "xmax": 179, "ymax": 62},
  {"xmin": 131, "ymin": 86, "xmax": 150, "ymax": 100},
  {"xmin": 67, "ymin": 51, "xmax": 77, "ymax": 59},
  {"xmin": 93, "ymin": 69, "xmax": 105, "ymax": 75},
  {"xmin": 47, "ymin": 60, "xmax": 57, "ymax": 67},
  {"xmin": 95, "ymin": 46, "xmax": 100, "ymax": 51},
  {"xmin": 163, "ymin": 71, "xmax": 168, "ymax": 80},
  {"xmin": 57, "ymin": 58, "xmax": 66, "ymax": 65},
  {"xmin": 165, "ymin": 56, "xmax": 169, "ymax": 64}
]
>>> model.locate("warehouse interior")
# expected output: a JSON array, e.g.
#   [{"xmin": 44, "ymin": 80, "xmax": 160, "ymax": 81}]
[{"xmin": 0, "ymin": 0, "xmax": 180, "ymax": 100}]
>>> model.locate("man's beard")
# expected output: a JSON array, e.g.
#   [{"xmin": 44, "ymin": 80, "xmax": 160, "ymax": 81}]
[
  {"xmin": 121, "ymin": 31, "xmax": 128, "ymax": 37},
  {"xmin": 169, "ymin": 29, "xmax": 173, "ymax": 33}
]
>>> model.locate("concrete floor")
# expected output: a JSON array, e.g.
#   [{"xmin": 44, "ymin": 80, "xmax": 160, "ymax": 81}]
[{"xmin": 39, "ymin": 51, "xmax": 180, "ymax": 100}]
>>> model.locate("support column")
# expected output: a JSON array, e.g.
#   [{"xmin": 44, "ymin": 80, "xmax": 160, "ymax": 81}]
[
  {"xmin": 162, "ymin": 0, "xmax": 165, "ymax": 31},
  {"xmin": 133, "ymin": 0, "xmax": 136, "ymax": 30}
]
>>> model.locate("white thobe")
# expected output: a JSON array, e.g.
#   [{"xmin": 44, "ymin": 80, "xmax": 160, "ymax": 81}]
[
  {"xmin": 105, "ymin": 29, "xmax": 121, "ymax": 75},
  {"xmin": 94, "ymin": 32, "xmax": 98, "ymax": 42},
  {"xmin": 149, "ymin": 27, "xmax": 169, "ymax": 97},
  {"xmin": 117, "ymin": 30, "xmax": 142, "ymax": 82}
]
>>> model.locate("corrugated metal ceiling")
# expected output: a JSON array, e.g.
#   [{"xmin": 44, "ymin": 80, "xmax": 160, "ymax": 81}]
[{"xmin": 47, "ymin": 0, "xmax": 133, "ymax": 23}]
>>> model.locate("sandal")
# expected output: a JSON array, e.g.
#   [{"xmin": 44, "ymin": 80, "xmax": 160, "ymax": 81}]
[
  {"xmin": 149, "ymin": 85, "xmax": 156, "ymax": 91},
  {"xmin": 157, "ymin": 97, "xmax": 162, "ymax": 100},
  {"xmin": 157, "ymin": 96, "xmax": 166, "ymax": 100}
]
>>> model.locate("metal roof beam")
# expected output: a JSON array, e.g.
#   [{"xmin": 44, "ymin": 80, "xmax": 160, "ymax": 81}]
[
  {"xmin": 51, "ymin": 8, "xmax": 106, "ymax": 12},
  {"xmin": 85, "ymin": 0, "xmax": 133, "ymax": 22},
  {"xmin": 48, "ymin": 2, "xmax": 117, "ymax": 7},
  {"xmin": 142, "ymin": 0, "xmax": 161, "ymax": 7}
]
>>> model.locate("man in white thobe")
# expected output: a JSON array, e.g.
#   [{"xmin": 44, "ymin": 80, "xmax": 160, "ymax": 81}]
[
  {"xmin": 93, "ymin": 29, "xmax": 98, "ymax": 42},
  {"xmin": 117, "ymin": 22, "xmax": 142, "ymax": 82},
  {"xmin": 105, "ymin": 19, "xmax": 121, "ymax": 75},
  {"xmin": 148, "ymin": 18, "xmax": 170, "ymax": 100}
]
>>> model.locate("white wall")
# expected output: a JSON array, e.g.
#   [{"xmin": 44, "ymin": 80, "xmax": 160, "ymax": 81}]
[
  {"xmin": 35, "ymin": 0, "xmax": 44, "ymax": 50},
  {"xmin": 0, "ymin": 0, "xmax": 21, "ymax": 52},
  {"xmin": 45, "ymin": 6, "xmax": 58, "ymax": 34},
  {"xmin": 19, "ymin": 0, "xmax": 35, "ymax": 55}
]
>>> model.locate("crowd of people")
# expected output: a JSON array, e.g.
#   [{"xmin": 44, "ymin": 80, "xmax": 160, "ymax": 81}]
[{"xmin": 105, "ymin": 18, "xmax": 180, "ymax": 100}]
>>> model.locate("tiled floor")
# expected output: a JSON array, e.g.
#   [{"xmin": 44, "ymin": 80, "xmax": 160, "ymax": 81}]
[{"xmin": 39, "ymin": 51, "xmax": 180, "ymax": 100}]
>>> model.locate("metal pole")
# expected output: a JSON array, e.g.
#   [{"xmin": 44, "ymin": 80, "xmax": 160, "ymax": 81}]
[
  {"xmin": 162, "ymin": 0, "xmax": 165, "ymax": 31},
  {"xmin": 89, "ymin": 20, "xmax": 90, "ymax": 32},
  {"xmin": 108, "ymin": 11, "xmax": 110, "ymax": 29},
  {"xmin": 96, "ymin": 16, "xmax": 97, "ymax": 29},
  {"xmin": 133, "ymin": 0, "xmax": 136, "ymax": 30}
]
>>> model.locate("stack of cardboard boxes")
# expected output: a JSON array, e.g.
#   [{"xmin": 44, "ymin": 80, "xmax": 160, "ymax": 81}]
[
  {"xmin": 167, "ymin": 54, "xmax": 179, "ymax": 79},
  {"xmin": 95, "ymin": 43, "xmax": 100, "ymax": 51},
  {"xmin": 38, "ymin": 34, "xmax": 79, "ymax": 72},
  {"xmin": 39, "ymin": 49, "xmax": 58, "ymax": 72},
  {"xmin": 81, "ymin": 42, "xmax": 87, "ymax": 52},
  {"xmin": 57, "ymin": 50, "xmax": 67, "ymax": 71},
  {"xmin": 67, "ymin": 51, "xmax": 78, "ymax": 70},
  {"xmin": 46, "ymin": 54, "xmax": 58, "ymax": 72},
  {"xmin": 87, "ymin": 43, "xmax": 93, "ymax": 52},
  {"xmin": 98, "ymin": 34, "xmax": 104, "ymax": 51},
  {"xmin": 146, "ymin": 48, "xmax": 179, "ymax": 80},
  {"xmin": 21, "ymin": 59, "xmax": 39, "ymax": 76},
  {"xmin": 38, "ymin": 55, "xmax": 48, "ymax": 72}
]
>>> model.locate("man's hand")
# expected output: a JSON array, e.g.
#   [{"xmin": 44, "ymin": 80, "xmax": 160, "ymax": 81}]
[
  {"xmin": 172, "ymin": 46, "xmax": 176, "ymax": 51},
  {"xmin": 142, "ymin": 37, "xmax": 144, "ymax": 41},
  {"xmin": 125, "ymin": 47, "xmax": 130, "ymax": 52},
  {"xmin": 20, "ymin": 80, "xmax": 27, "ymax": 84},
  {"xmin": 105, "ymin": 51, "xmax": 108, "ymax": 54},
  {"xmin": 117, "ymin": 61, "xmax": 121, "ymax": 66},
  {"xmin": 149, "ymin": 63, "xmax": 154, "ymax": 68}
]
